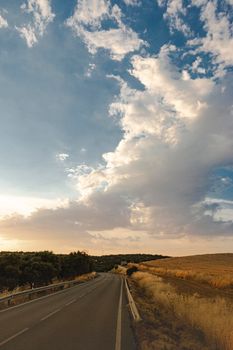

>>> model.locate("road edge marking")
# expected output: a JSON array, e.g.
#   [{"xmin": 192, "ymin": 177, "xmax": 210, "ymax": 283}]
[
  {"xmin": 0, "ymin": 328, "xmax": 29, "ymax": 347},
  {"xmin": 115, "ymin": 277, "xmax": 123, "ymax": 350}
]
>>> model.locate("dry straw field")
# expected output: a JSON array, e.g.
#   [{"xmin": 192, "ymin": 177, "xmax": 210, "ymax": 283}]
[
  {"xmin": 129, "ymin": 254, "xmax": 233, "ymax": 350},
  {"xmin": 140, "ymin": 253, "xmax": 233, "ymax": 289}
]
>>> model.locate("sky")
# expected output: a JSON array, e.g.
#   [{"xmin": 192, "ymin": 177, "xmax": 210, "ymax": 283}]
[{"xmin": 0, "ymin": 0, "xmax": 233, "ymax": 256}]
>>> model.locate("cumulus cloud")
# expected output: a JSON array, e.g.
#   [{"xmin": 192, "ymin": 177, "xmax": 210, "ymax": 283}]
[
  {"xmin": 2, "ymin": 46, "xmax": 232, "ymax": 243},
  {"xmin": 1, "ymin": 0, "xmax": 233, "ymax": 250},
  {"xmin": 66, "ymin": 0, "xmax": 145, "ymax": 60},
  {"xmin": 16, "ymin": 0, "xmax": 55, "ymax": 47},
  {"xmin": 130, "ymin": 45, "xmax": 214, "ymax": 119},
  {"xmin": 59, "ymin": 47, "xmax": 233, "ymax": 239}
]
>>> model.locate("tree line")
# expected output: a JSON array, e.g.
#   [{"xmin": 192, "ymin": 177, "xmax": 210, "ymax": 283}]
[
  {"xmin": 92, "ymin": 253, "xmax": 168, "ymax": 272},
  {"xmin": 0, "ymin": 251, "xmax": 168, "ymax": 293},
  {"xmin": 0, "ymin": 251, "xmax": 93, "ymax": 292}
]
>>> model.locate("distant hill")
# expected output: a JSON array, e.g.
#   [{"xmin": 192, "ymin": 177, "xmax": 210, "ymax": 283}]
[{"xmin": 92, "ymin": 253, "xmax": 169, "ymax": 272}]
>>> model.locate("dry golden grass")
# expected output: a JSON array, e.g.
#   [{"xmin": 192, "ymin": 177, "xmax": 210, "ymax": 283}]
[
  {"xmin": 74, "ymin": 271, "xmax": 97, "ymax": 282},
  {"xmin": 132, "ymin": 271, "xmax": 233, "ymax": 350},
  {"xmin": 140, "ymin": 253, "xmax": 233, "ymax": 289},
  {"xmin": 112, "ymin": 265, "xmax": 127, "ymax": 274}
]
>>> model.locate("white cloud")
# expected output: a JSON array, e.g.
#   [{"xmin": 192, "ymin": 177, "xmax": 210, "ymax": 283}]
[
  {"xmin": 163, "ymin": 0, "xmax": 192, "ymax": 36},
  {"xmin": 68, "ymin": 0, "xmax": 110, "ymax": 29},
  {"xmin": 78, "ymin": 25, "xmax": 144, "ymax": 60},
  {"xmin": 130, "ymin": 45, "xmax": 214, "ymax": 119},
  {"xmin": 198, "ymin": 1, "xmax": 233, "ymax": 68},
  {"xmin": 56, "ymin": 153, "xmax": 69, "ymax": 162},
  {"xmin": 123, "ymin": 0, "xmax": 141, "ymax": 6},
  {"xmin": 158, "ymin": 0, "xmax": 233, "ymax": 72},
  {"xmin": 0, "ymin": 13, "xmax": 8, "ymax": 28},
  {"xmin": 203, "ymin": 198, "xmax": 233, "ymax": 222},
  {"xmin": 16, "ymin": 0, "xmax": 55, "ymax": 47},
  {"xmin": 187, "ymin": 1, "xmax": 233, "ymax": 74},
  {"xmin": 1, "ymin": 43, "xmax": 232, "ymax": 245},
  {"xmin": 17, "ymin": 25, "xmax": 38, "ymax": 47},
  {"xmin": 85, "ymin": 63, "xmax": 96, "ymax": 77},
  {"xmin": 66, "ymin": 163, "xmax": 107, "ymax": 198},
  {"xmin": 1, "ymin": 2, "xmax": 233, "ymax": 250},
  {"xmin": 109, "ymin": 78, "xmax": 181, "ymax": 145},
  {"xmin": 62, "ymin": 48, "xmax": 232, "ymax": 238},
  {"xmin": 3, "ymin": 46, "xmax": 230, "ymax": 242},
  {"xmin": 191, "ymin": 56, "xmax": 206, "ymax": 75},
  {"xmin": 66, "ymin": 0, "xmax": 145, "ymax": 60}
]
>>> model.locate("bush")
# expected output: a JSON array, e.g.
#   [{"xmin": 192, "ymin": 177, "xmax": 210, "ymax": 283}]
[{"xmin": 127, "ymin": 266, "xmax": 138, "ymax": 276}]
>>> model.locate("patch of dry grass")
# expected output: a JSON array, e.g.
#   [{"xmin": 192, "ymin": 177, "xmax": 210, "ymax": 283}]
[
  {"xmin": 112, "ymin": 265, "xmax": 127, "ymax": 275},
  {"xmin": 132, "ymin": 271, "xmax": 233, "ymax": 350},
  {"xmin": 74, "ymin": 271, "xmax": 97, "ymax": 282},
  {"xmin": 140, "ymin": 253, "xmax": 233, "ymax": 289}
]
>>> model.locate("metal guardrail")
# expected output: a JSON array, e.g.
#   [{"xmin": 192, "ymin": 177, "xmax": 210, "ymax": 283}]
[
  {"xmin": 0, "ymin": 279, "xmax": 82, "ymax": 308},
  {"xmin": 125, "ymin": 278, "xmax": 141, "ymax": 321}
]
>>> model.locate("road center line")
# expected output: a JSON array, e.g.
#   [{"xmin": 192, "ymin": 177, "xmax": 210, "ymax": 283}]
[
  {"xmin": 65, "ymin": 299, "xmax": 76, "ymax": 306},
  {"xmin": 0, "ymin": 328, "xmax": 29, "ymax": 347},
  {"xmin": 40, "ymin": 308, "xmax": 61, "ymax": 321},
  {"xmin": 115, "ymin": 278, "xmax": 123, "ymax": 350}
]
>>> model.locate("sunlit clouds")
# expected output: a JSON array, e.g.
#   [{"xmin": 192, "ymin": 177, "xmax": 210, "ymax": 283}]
[{"xmin": 0, "ymin": 0, "xmax": 232, "ymax": 254}]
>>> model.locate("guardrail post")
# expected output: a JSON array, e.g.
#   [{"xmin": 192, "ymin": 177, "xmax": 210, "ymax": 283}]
[{"xmin": 7, "ymin": 296, "xmax": 12, "ymax": 307}]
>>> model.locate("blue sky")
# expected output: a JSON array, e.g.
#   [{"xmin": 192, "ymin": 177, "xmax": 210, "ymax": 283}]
[{"xmin": 0, "ymin": 0, "xmax": 233, "ymax": 255}]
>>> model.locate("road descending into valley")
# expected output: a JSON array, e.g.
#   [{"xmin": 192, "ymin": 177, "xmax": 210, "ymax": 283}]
[{"xmin": 0, "ymin": 273, "xmax": 136, "ymax": 350}]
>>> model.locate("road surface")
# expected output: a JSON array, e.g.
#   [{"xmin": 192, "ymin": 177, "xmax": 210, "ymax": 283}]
[{"xmin": 0, "ymin": 273, "xmax": 136, "ymax": 350}]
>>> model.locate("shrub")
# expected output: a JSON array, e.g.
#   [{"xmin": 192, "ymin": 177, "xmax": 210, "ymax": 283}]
[{"xmin": 127, "ymin": 265, "xmax": 138, "ymax": 276}]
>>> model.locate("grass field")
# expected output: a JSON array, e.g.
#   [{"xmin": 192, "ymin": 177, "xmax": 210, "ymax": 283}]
[
  {"xmin": 139, "ymin": 253, "xmax": 233, "ymax": 289},
  {"xmin": 128, "ymin": 253, "xmax": 233, "ymax": 350}
]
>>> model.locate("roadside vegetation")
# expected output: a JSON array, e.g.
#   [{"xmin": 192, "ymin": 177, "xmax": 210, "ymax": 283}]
[{"xmin": 0, "ymin": 251, "xmax": 93, "ymax": 293}]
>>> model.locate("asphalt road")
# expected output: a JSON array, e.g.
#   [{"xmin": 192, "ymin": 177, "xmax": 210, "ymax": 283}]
[{"xmin": 0, "ymin": 273, "xmax": 136, "ymax": 350}]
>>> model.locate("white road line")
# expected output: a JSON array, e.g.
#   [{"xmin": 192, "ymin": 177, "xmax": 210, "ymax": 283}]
[
  {"xmin": 0, "ymin": 328, "xmax": 29, "ymax": 347},
  {"xmin": 115, "ymin": 278, "xmax": 123, "ymax": 350},
  {"xmin": 65, "ymin": 299, "xmax": 76, "ymax": 306},
  {"xmin": 40, "ymin": 308, "xmax": 61, "ymax": 321}
]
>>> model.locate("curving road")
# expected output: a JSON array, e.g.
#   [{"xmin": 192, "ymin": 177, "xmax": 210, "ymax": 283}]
[{"xmin": 0, "ymin": 273, "xmax": 136, "ymax": 350}]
